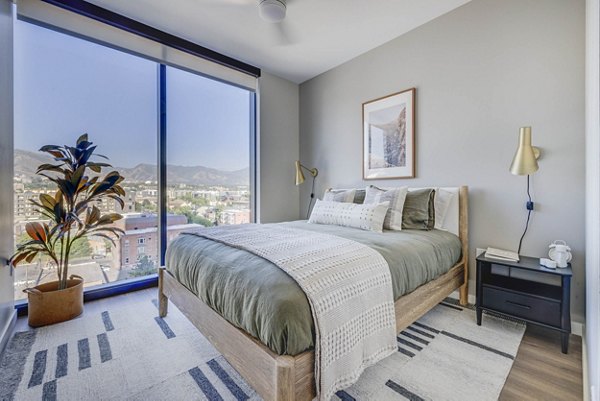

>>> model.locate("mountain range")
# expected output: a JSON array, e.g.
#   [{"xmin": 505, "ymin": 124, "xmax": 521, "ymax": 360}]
[{"xmin": 14, "ymin": 149, "xmax": 249, "ymax": 187}]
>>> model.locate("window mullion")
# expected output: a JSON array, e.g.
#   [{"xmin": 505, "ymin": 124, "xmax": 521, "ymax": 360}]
[{"xmin": 158, "ymin": 64, "xmax": 167, "ymax": 266}]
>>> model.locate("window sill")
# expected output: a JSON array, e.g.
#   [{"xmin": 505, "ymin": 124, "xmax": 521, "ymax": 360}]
[{"xmin": 15, "ymin": 274, "xmax": 158, "ymax": 317}]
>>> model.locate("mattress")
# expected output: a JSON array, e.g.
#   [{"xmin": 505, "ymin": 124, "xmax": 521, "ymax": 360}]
[{"xmin": 165, "ymin": 221, "xmax": 462, "ymax": 356}]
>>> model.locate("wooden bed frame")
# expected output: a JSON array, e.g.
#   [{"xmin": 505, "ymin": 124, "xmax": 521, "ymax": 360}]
[{"xmin": 158, "ymin": 186, "xmax": 469, "ymax": 401}]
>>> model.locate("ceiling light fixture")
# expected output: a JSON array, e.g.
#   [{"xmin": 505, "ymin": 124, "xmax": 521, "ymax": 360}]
[{"xmin": 259, "ymin": 0, "xmax": 286, "ymax": 23}]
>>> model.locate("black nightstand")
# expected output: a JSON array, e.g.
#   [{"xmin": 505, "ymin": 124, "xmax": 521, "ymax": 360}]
[{"xmin": 476, "ymin": 253, "xmax": 572, "ymax": 353}]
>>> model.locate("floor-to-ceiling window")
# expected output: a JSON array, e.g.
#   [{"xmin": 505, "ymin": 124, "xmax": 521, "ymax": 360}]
[
  {"xmin": 13, "ymin": 19, "xmax": 256, "ymax": 301},
  {"xmin": 166, "ymin": 66, "xmax": 253, "ymax": 244}
]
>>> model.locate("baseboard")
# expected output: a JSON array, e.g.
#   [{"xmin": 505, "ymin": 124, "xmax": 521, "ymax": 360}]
[
  {"xmin": 448, "ymin": 290, "xmax": 583, "ymax": 337},
  {"xmin": 573, "ymin": 321, "xmax": 584, "ymax": 337},
  {"xmin": 0, "ymin": 309, "xmax": 17, "ymax": 356},
  {"xmin": 449, "ymin": 290, "xmax": 476, "ymax": 305}
]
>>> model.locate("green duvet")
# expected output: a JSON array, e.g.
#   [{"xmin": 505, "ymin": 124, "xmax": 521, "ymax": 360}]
[{"xmin": 165, "ymin": 221, "xmax": 461, "ymax": 356}]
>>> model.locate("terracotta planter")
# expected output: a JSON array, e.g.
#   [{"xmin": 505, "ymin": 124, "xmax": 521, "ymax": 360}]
[{"xmin": 24, "ymin": 275, "xmax": 84, "ymax": 327}]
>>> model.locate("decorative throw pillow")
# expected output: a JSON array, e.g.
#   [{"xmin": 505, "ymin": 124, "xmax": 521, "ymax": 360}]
[
  {"xmin": 308, "ymin": 199, "xmax": 390, "ymax": 233},
  {"xmin": 363, "ymin": 185, "xmax": 408, "ymax": 231},
  {"xmin": 434, "ymin": 188, "xmax": 455, "ymax": 230},
  {"xmin": 353, "ymin": 189, "xmax": 366, "ymax": 204},
  {"xmin": 322, "ymin": 188, "xmax": 356, "ymax": 203},
  {"xmin": 402, "ymin": 188, "xmax": 436, "ymax": 230}
]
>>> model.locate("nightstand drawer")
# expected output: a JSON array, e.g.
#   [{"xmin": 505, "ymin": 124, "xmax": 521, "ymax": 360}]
[{"xmin": 482, "ymin": 286, "xmax": 561, "ymax": 327}]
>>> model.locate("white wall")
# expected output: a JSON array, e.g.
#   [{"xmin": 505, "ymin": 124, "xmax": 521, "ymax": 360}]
[
  {"xmin": 0, "ymin": 0, "xmax": 15, "ymax": 353},
  {"xmin": 299, "ymin": 0, "xmax": 586, "ymax": 321},
  {"xmin": 585, "ymin": 0, "xmax": 599, "ymax": 397},
  {"xmin": 258, "ymin": 72, "xmax": 300, "ymax": 223}
]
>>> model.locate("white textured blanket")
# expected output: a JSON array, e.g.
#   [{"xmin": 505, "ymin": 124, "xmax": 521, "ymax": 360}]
[{"xmin": 187, "ymin": 224, "xmax": 397, "ymax": 400}]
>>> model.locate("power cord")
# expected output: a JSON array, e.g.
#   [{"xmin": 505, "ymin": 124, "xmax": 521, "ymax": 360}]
[
  {"xmin": 517, "ymin": 174, "xmax": 534, "ymax": 255},
  {"xmin": 306, "ymin": 176, "xmax": 316, "ymax": 220}
]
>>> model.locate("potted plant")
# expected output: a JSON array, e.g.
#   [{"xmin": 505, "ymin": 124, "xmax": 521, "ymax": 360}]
[{"xmin": 11, "ymin": 134, "xmax": 126, "ymax": 327}]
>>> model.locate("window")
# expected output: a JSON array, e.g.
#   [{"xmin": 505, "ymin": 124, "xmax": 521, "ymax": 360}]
[
  {"xmin": 12, "ymin": 19, "xmax": 256, "ymax": 301},
  {"xmin": 13, "ymin": 20, "xmax": 158, "ymax": 299},
  {"xmin": 166, "ymin": 66, "xmax": 253, "ymax": 242}
]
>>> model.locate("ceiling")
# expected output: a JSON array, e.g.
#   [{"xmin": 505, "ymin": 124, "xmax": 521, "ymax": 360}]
[{"xmin": 88, "ymin": 0, "xmax": 472, "ymax": 84}]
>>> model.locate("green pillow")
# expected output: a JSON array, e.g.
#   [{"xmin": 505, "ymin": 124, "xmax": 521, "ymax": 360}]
[
  {"xmin": 402, "ymin": 189, "xmax": 436, "ymax": 230},
  {"xmin": 353, "ymin": 189, "xmax": 366, "ymax": 204}
]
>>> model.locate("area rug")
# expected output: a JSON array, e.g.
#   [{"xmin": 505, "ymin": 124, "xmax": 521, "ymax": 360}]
[{"xmin": 0, "ymin": 289, "xmax": 525, "ymax": 401}]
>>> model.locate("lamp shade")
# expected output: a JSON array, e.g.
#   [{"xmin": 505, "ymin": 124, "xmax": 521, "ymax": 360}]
[
  {"xmin": 295, "ymin": 160, "xmax": 305, "ymax": 185},
  {"xmin": 509, "ymin": 127, "xmax": 539, "ymax": 175}
]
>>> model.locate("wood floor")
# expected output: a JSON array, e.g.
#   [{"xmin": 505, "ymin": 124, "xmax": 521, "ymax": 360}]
[{"xmin": 500, "ymin": 325, "xmax": 583, "ymax": 401}]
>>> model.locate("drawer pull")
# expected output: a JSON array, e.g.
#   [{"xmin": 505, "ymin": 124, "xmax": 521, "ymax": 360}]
[{"xmin": 505, "ymin": 300, "xmax": 531, "ymax": 310}]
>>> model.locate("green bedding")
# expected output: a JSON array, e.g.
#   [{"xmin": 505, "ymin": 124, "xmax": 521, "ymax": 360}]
[{"xmin": 165, "ymin": 221, "xmax": 462, "ymax": 356}]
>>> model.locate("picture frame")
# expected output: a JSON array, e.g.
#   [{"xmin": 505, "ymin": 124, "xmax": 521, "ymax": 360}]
[{"xmin": 363, "ymin": 88, "xmax": 416, "ymax": 180}]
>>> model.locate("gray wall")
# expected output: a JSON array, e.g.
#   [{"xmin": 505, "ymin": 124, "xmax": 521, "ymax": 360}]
[
  {"xmin": 0, "ymin": 0, "xmax": 15, "ymax": 351},
  {"xmin": 299, "ymin": 0, "xmax": 586, "ymax": 321},
  {"xmin": 259, "ymin": 72, "xmax": 300, "ymax": 223}
]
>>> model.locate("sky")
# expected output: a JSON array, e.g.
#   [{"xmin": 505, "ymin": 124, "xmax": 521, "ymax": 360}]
[{"xmin": 14, "ymin": 20, "xmax": 251, "ymax": 171}]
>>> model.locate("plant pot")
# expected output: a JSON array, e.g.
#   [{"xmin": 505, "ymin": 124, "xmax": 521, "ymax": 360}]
[{"xmin": 24, "ymin": 275, "xmax": 84, "ymax": 327}]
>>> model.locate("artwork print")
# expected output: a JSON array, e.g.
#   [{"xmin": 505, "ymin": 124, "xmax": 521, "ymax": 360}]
[{"xmin": 363, "ymin": 88, "xmax": 415, "ymax": 179}]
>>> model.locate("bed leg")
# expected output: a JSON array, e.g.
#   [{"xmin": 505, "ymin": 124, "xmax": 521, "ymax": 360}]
[
  {"xmin": 275, "ymin": 356, "xmax": 296, "ymax": 401},
  {"xmin": 459, "ymin": 261, "xmax": 469, "ymax": 306},
  {"xmin": 459, "ymin": 257, "xmax": 469, "ymax": 306},
  {"xmin": 459, "ymin": 283, "xmax": 468, "ymax": 306},
  {"xmin": 158, "ymin": 267, "xmax": 168, "ymax": 317}
]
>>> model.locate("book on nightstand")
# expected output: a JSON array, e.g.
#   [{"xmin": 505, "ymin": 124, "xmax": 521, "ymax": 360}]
[{"xmin": 484, "ymin": 247, "xmax": 520, "ymax": 262}]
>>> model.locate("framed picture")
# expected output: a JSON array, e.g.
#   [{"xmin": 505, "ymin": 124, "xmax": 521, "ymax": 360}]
[{"xmin": 363, "ymin": 88, "xmax": 415, "ymax": 180}]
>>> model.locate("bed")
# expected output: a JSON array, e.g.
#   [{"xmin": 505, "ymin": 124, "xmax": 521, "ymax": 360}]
[{"xmin": 158, "ymin": 186, "xmax": 469, "ymax": 401}]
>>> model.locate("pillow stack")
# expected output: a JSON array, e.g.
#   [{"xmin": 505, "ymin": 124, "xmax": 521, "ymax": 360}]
[{"xmin": 312, "ymin": 186, "xmax": 455, "ymax": 232}]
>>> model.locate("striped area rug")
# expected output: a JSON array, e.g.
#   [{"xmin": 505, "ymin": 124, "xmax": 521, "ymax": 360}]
[{"xmin": 0, "ymin": 289, "xmax": 525, "ymax": 401}]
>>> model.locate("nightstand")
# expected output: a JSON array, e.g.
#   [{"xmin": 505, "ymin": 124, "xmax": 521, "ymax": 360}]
[{"xmin": 476, "ymin": 253, "xmax": 572, "ymax": 353}]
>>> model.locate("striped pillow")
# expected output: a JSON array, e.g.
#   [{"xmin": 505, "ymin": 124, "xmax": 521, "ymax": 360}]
[
  {"xmin": 322, "ymin": 189, "xmax": 356, "ymax": 203},
  {"xmin": 363, "ymin": 186, "xmax": 408, "ymax": 231}
]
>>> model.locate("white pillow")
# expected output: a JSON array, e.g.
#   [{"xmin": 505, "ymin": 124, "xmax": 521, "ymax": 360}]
[
  {"xmin": 434, "ymin": 188, "xmax": 455, "ymax": 230},
  {"xmin": 322, "ymin": 189, "xmax": 356, "ymax": 203},
  {"xmin": 363, "ymin": 186, "xmax": 408, "ymax": 231},
  {"xmin": 308, "ymin": 199, "xmax": 390, "ymax": 233}
]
